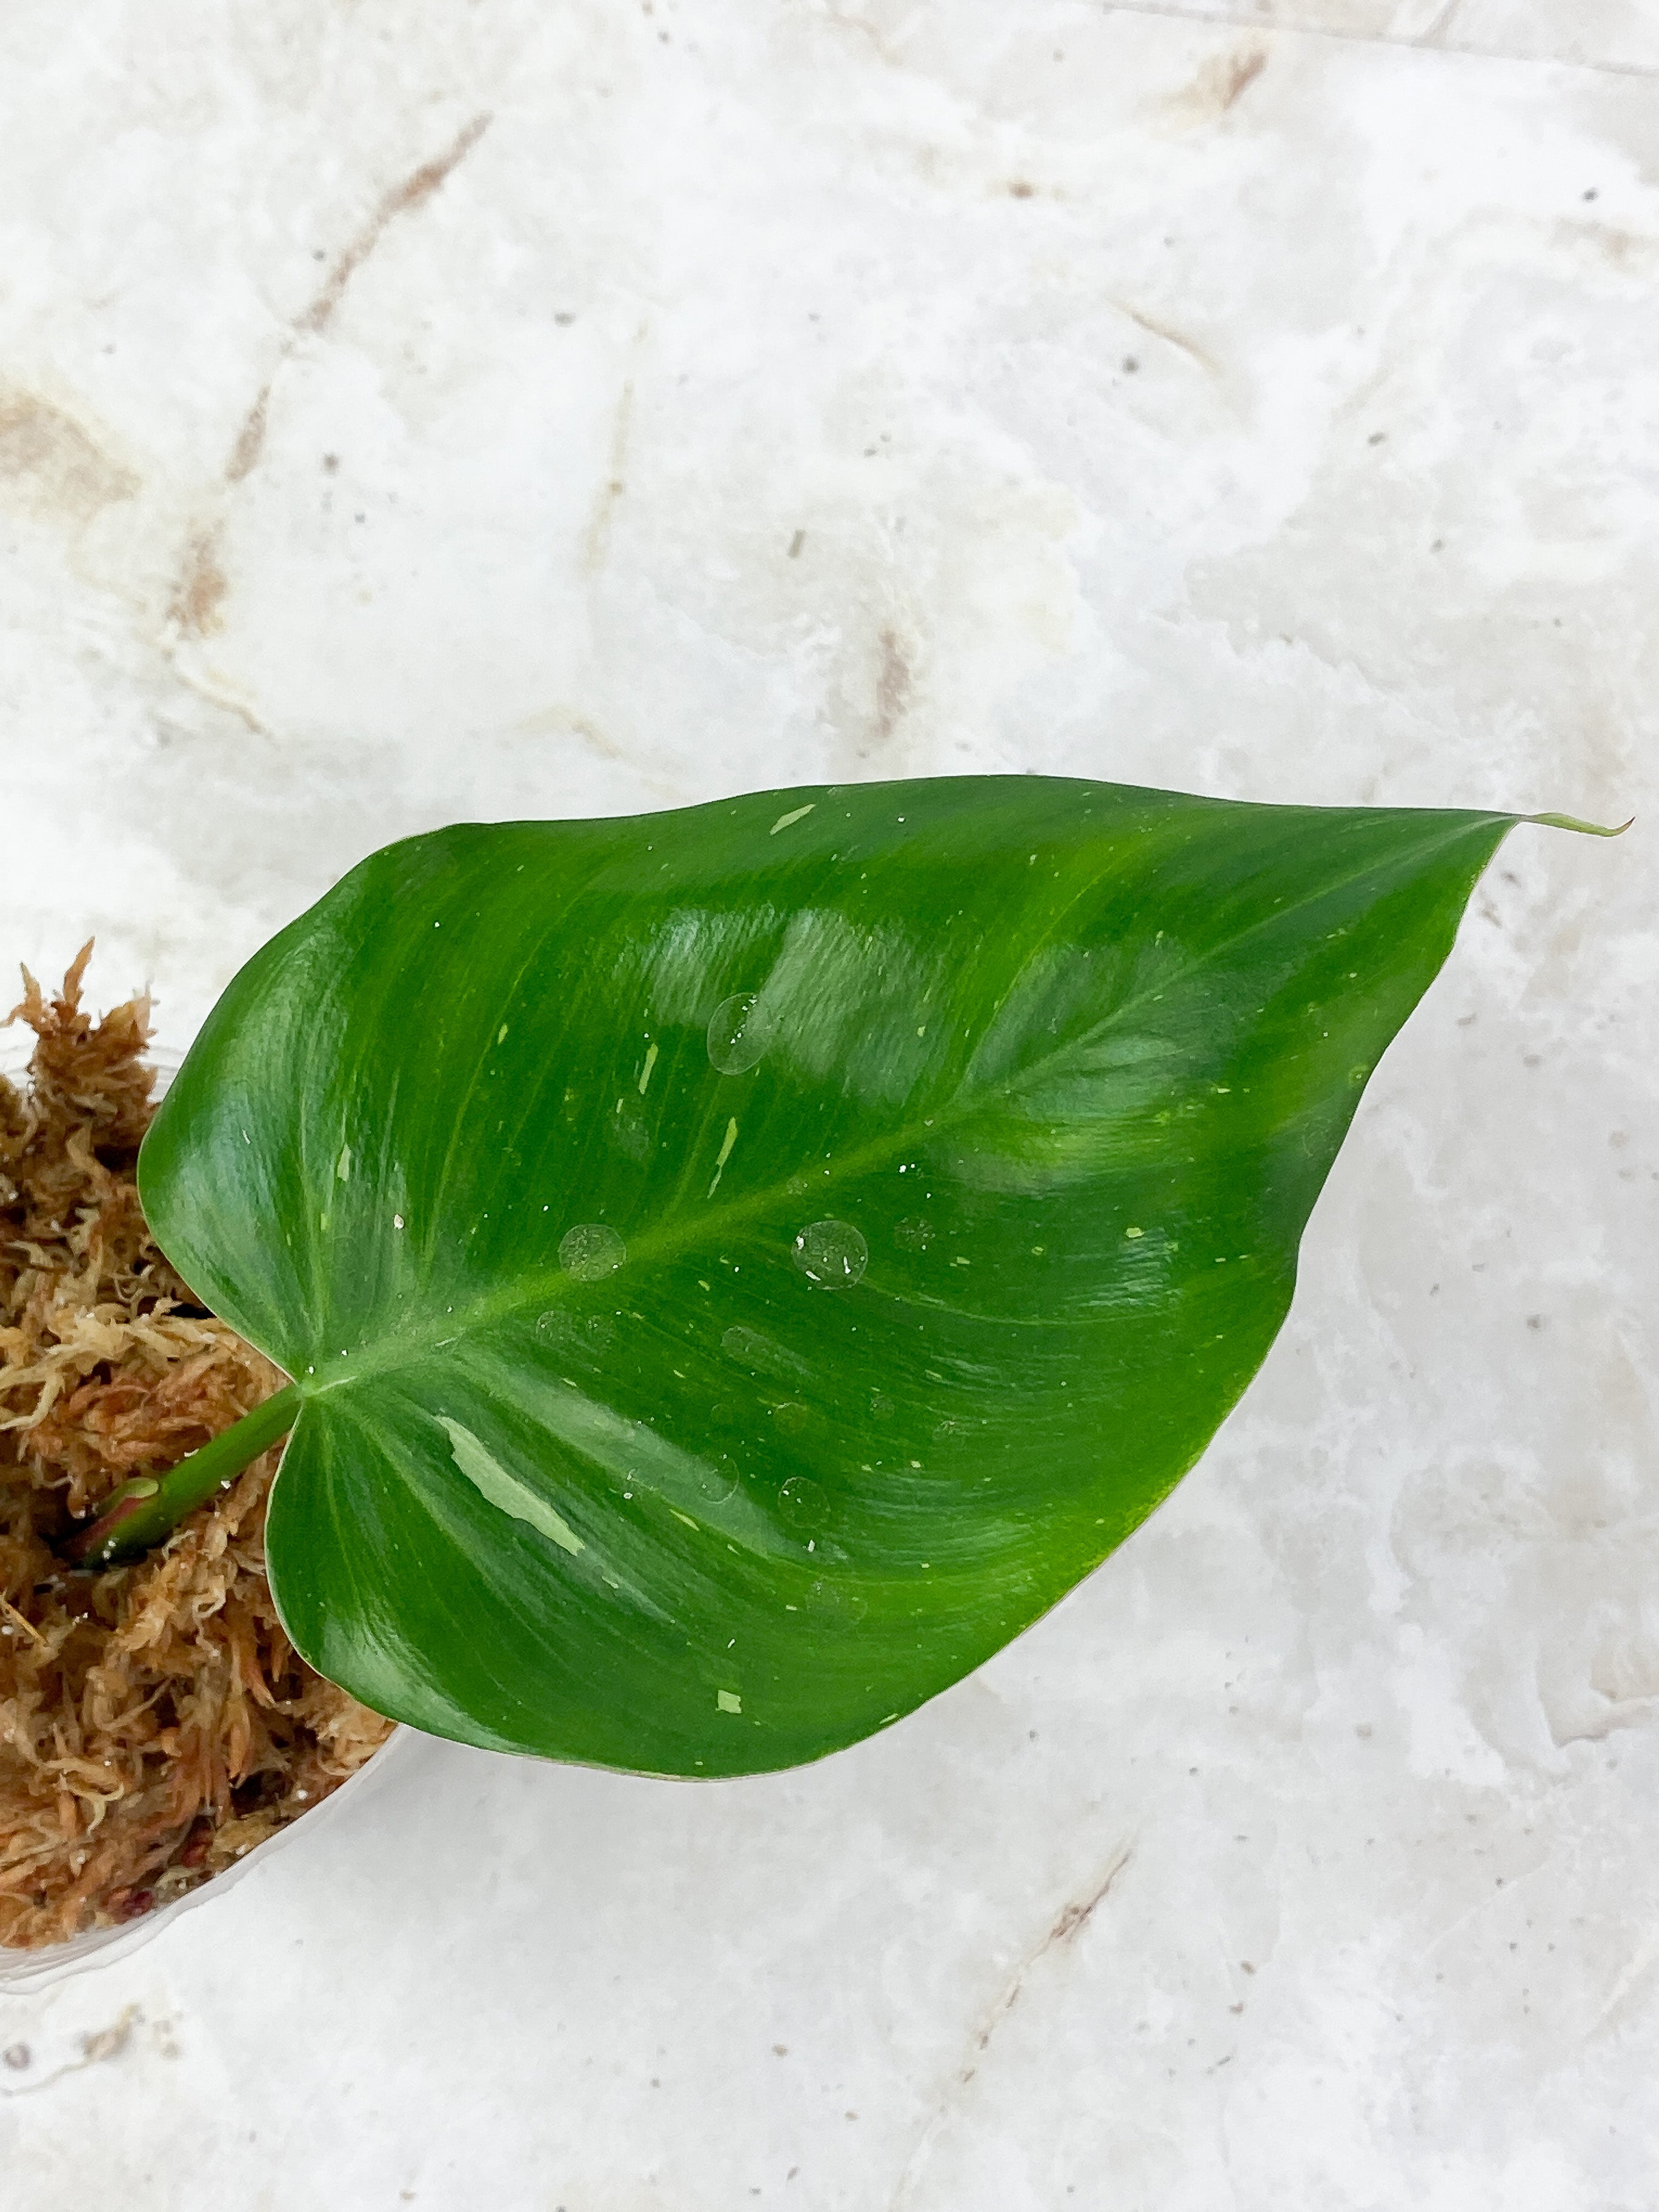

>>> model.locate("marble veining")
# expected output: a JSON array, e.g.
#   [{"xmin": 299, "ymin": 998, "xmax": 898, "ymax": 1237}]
[{"xmin": 1099, "ymin": 1, "xmax": 1659, "ymax": 73}]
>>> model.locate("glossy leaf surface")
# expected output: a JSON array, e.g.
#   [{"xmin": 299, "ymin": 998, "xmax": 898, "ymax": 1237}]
[{"xmin": 141, "ymin": 777, "xmax": 1526, "ymax": 1774}]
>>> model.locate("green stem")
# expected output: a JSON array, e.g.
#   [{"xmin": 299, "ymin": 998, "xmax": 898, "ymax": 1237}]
[{"xmin": 64, "ymin": 1382, "xmax": 305, "ymax": 1570}]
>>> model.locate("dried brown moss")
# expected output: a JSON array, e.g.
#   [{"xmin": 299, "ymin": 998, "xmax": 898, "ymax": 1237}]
[{"xmin": 0, "ymin": 948, "xmax": 391, "ymax": 1949}]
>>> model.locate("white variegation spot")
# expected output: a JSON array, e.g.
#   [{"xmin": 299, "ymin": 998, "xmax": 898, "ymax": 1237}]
[{"xmin": 437, "ymin": 1415, "xmax": 584, "ymax": 1556}]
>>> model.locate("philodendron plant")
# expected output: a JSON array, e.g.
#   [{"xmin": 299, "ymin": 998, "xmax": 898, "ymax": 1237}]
[{"xmin": 71, "ymin": 776, "xmax": 1615, "ymax": 1776}]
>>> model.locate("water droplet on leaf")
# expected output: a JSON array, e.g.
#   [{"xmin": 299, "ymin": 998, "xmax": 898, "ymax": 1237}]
[
  {"xmin": 692, "ymin": 1457, "xmax": 739, "ymax": 1504},
  {"xmin": 779, "ymin": 1475, "xmax": 829, "ymax": 1529},
  {"xmin": 805, "ymin": 1576, "xmax": 868, "ymax": 1626},
  {"xmin": 559, "ymin": 1223, "xmax": 626, "ymax": 1280},
  {"xmin": 707, "ymin": 993, "xmax": 778, "ymax": 1075},
  {"xmin": 610, "ymin": 1098, "xmax": 651, "ymax": 1163},
  {"xmin": 793, "ymin": 1219, "xmax": 868, "ymax": 1287}
]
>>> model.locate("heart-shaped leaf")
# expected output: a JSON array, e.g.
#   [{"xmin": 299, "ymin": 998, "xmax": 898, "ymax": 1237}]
[{"xmin": 137, "ymin": 777, "xmax": 1562, "ymax": 1774}]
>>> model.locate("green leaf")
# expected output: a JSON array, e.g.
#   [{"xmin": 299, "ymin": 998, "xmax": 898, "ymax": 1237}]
[{"xmin": 138, "ymin": 776, "xmax": 1538, "ymax": 1776}]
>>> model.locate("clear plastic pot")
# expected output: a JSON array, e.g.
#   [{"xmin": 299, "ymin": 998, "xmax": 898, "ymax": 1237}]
[
  {"xmin": 0, "ymin": 1037, "xmax": 404, "ymax": 1993},
  {"xmin": 0, "ymin": 1724, "xmax": 416, "ymax": 1996}
]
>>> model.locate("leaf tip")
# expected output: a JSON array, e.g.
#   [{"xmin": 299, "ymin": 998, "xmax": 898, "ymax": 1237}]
[{"xmin": 1523, "ymin": 809, "xmax": 1634, "ymax": 840}]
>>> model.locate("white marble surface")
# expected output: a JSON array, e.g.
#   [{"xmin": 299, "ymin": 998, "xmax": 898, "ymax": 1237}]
[{"xmin": 2, "ymin": 5, "xmax": 1656, "ymax": 2207}]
